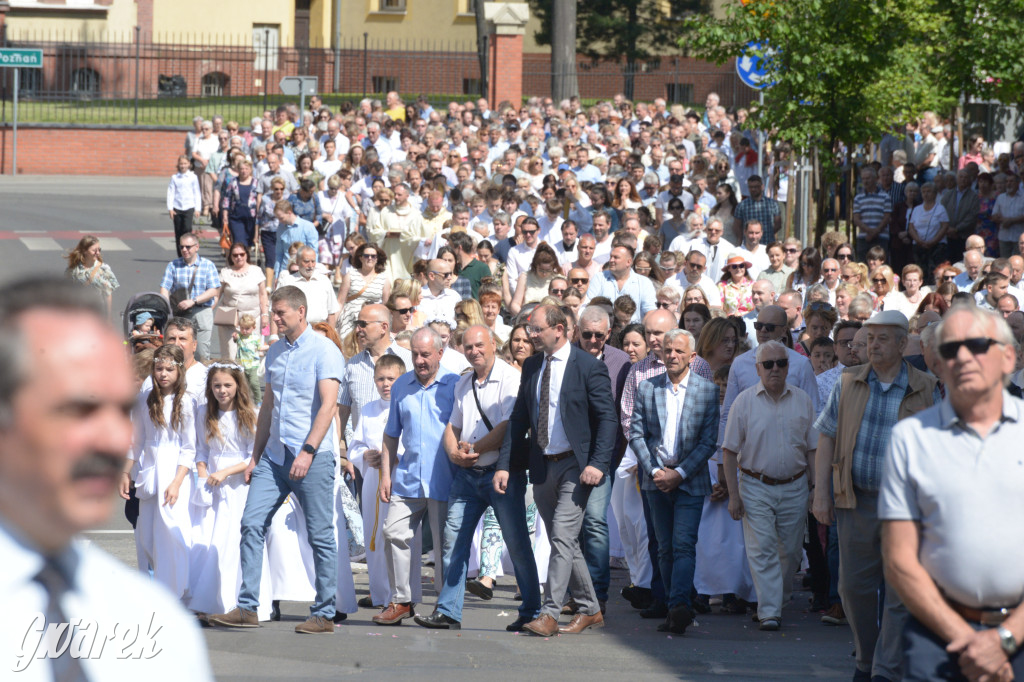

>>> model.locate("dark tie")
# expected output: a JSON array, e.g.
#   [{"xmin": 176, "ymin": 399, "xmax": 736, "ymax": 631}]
[
  {"xmin": 34, "ymin": 559, "xmax": 89, "ymax": 682},
  {"xmin": 536, "ymin": 355, "xmax": 554, "ymax": 453},
  {"xmin": 711, "ymin": 244, "xmax": 718, "ymax": 262}
]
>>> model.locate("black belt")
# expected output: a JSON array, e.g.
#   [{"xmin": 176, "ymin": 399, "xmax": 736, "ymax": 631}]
[
  {"xmin": 739, "ymin": 467, "xmax": 806, "ymax": 486},
  {"xmin": 470, "ymin": 463, "xmax": 497, "ymax": 473},
  {"xmin": 544, "ymin": 450, "xmax": 574, "ymax": 463}
]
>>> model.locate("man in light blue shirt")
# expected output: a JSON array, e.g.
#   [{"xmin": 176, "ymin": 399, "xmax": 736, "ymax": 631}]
[
  {"xmin": 273, "ymin": 201, "xmax": 319, "ymax": 280},
  {"xmin": 208, "ymin": 285, "xmax": 344, "ymax": 634},
  {"xmin": 371, "ymin": 327, "xmax": 458, "ymax": 625},
  {"xmin": 588, "ymin": 245, "xmax": 658, "ymax": 323}
]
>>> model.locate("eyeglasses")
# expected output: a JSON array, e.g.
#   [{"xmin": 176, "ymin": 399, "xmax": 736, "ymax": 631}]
[
  {"xmin": 759, "ymin": 358, "xmax": 789, "ymax": 370},
  {"xmin": 180, "ymin": 243, "xmax": 198, "ymax": 250},
  {"xmin": 550, "ymin": 288, "xmax": 567, "ymax": 296},
  {"xmin": 753, "ymin": 322, "xmax": 780, "ymax": 332},
  {"xmin": 430, "ymin": 271, "xmax": 455, "ymax": 279},
  {"xmin": 231, "ymin": 252, "xmax": 247, "ymax": 259},
  {"xmin": 362, "ymin": 253, "xmax": 379, "ymax": 260},
  {"xmin": 388, "ymin": 306, "xmax": 415, "ymax": 315},
  {"xmin": 937, "ymin": 337, "xmax": 1001, "ymax": 360},
  {"xmin": 836, "ymin": 253, "xmax": 852, "ymax": 261},
  {"xmin": 570, "ymin": 277, "xmax": 589, "ymax": 284},
  {"xmin": 581, "ymin": 331, "xmax": 605, "ymax": 340},
  {"xmin": 354, "ymin": 319, "xmax": 383, "ymax": 329},
  {"xmin": 872, "ymin": 278, "xmax": 887, "ymax": 284},
  {"xmin": 656, "ymin": 301, "xmax": 674, "ymax": 309},
  {"xmin": 784, "ymin": 248, "xmax": 800, "ymax": 254},
  {"xmin": 822, "ymin": 267, "xmax": 839, "ymax": 273},
  {"xmin": 526, "ymin": 325, "xmax": 551, "ymax": 335},
  {"xmin": 687, "ymin": 262, "xmax": 705, "ymax": 271}
]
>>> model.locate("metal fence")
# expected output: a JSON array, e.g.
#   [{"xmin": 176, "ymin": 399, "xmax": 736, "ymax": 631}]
[{"xmin": 0, "ymin": 33, "xmax": 753, "ymax": 127}]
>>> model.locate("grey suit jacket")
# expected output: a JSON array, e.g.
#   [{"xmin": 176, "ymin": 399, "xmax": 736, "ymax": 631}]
[{"xmin": 941, "ymin": 188, "xmax": 980, "ymax": 239}]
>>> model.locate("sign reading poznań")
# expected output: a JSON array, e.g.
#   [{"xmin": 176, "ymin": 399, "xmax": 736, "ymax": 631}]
[{"xmin": 0, "ymin": 48, "xmax": 44, "ymax": 68}]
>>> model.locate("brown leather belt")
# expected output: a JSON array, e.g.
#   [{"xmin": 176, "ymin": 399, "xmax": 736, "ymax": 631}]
[
  {"xmin": 946, "ymin": 599, "xmax": 1013, "ymax": 626},
  {"xmin": 544, "ymin": 450, "xmax": 574, "ymax": 463},
  {"xmin": 739, "ymin": 466, "xmax": 806, "ymax": 486}
]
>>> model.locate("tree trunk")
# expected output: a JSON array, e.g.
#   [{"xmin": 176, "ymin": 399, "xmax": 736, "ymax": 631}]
[
  {"xmin": 551, "ymin": 0, "xmax": 578, "ymax": 102},
  {"xmin": 475, "ymin": 0, "xmax": 489, "ymax": 100}
]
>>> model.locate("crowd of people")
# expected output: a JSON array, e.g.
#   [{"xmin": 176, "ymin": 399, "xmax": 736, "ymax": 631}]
[{"xmin": 55, "ymin": 90, "xmax": 1024, "ymax": 680}]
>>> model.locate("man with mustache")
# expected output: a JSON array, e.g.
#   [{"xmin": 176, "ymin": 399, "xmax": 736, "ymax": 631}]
[{"xmin": 0, "ymin": 276, "xmax": 213, "ymax": 679}]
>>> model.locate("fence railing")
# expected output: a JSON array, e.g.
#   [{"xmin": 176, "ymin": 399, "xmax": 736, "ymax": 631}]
[{"xmin": 0, "ymin": 34, "xmax": 754, "ymax": 127}]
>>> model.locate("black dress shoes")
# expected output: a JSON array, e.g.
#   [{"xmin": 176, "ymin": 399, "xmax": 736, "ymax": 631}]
[
  {"xmin": 413, "ymin": 610, "xmax": 461, "ymax": 630},
  {"xmin": 506, "ymin": 615, "xmax": 533, "ymax": 632}
]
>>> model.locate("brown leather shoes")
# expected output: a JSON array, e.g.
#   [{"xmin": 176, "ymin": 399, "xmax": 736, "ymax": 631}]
[
  {"xmin": 295, "ymin": 615, "xmax": 334, "ymax": 634},
  {"xmin": 523, "ymin": 613, "xmax": 560, "ymax": 637},
  {"xmin": 372, "ymin": 602, "xmax": 414, "ymax": 625},
  {"xmin": 558, "ymin": 611, "xmax": 605, "ymax": 634},
  {"xmin": 206, "ymin": 606, "xmax": 259, "ymax": 628}
]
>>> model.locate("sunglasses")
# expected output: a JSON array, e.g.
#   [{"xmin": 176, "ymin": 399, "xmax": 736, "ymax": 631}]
[
  {"xmin": 806, "ymin": 302, "xmax": 835, "ymax": 313},
  {"xmin": 836, "ymin": 253, "xmax": 852, "ymax": 260},
  {"xmin": 581, "ymin": 331, "xmax": 605, "ymax": 340},
  {"xmin": 656, "ymin": 301, "xmax": 674, "ymax": 309},
  {"xmin": 729, "ymin": 264, "xmax": 747, "ymax": 270},
  {"xmin": 361, "ymin": 253, "xmax": 379, "ymax": 259},
  {"xmin": 943, "ymin": 275, "xmax": 956, "ymax": 281},
  {"xmin": 521, "ymin": 229, "xmax": 538, "ymax": 236},
  {"xmin": 687, "ymin": 262, "xmax": 705, "ymax": 270},
  {"xmin": 784, "ymin": 248, "xmax": 800, "ymax": 254},
  {"xmin": 753, "ymin": 322, "xmax": 780, "ymax": 332},
  {"xmin": 937, "ymin": 337, "xmax": 1000, "ymax": 360},
  {"xmin": 430, "ymin": 271, "xmax": 455, "ymax": 279},
  {"xmin": 570, "ymin": 277, "xmax": 589, "ymax": 284},
  {"xmin": 354, "ymin": 320, "xmax": 382, "ymax": 329},
  {"xmin": 389, "ymin": 306, "xmax": 415, "ymax": 315},
  {"xmin": 759, "ymin": 358, "xmax": 789, "ymax": 370},
  {"xmin": 550, "ymin": 288, "xmax": 567, "ymax": 296},
  {"xmin": 872, "ymin": 278, "xmax": 887, "ymax": 284}
]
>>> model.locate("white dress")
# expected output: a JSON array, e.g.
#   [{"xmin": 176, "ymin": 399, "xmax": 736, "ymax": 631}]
[
  {"xmin": 693, "ymin": 459, "xmax": 757, "ymax": 601},
  {"xmin": 610, "ymin": 447, "xmax": 653, "ymax": 589},
  {"xmin": 131, "ymin": 391, "xmax": 196, "ymax": 601},
  {"xmin": 188, "ymin": 407, "xmax": 253, "ymax": 615}
]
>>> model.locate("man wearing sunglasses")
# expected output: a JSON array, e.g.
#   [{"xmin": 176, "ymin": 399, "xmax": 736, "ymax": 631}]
[
  {"xmin": 812, "ymin": 310, "xmax": 940, "ymax": 682},
  {"xmin": 722, "ymin": 340, "xmax": 817, "ymax": 632},
  {"xmin": 418, "ymin": 258, "xmax": 461, "ymax": 322},
  {"xmin": 881, "ymin": 306, "xmax": 1024, "ymax": 681}
]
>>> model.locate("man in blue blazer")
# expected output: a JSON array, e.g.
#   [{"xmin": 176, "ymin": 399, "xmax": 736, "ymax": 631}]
[
  {"xmin": 629, "ymin": 328, "xmax": 720, "ymax": 635},
  {"xmin": 495, "ymin": 304, "xmax": 618, "ymax": 637}
]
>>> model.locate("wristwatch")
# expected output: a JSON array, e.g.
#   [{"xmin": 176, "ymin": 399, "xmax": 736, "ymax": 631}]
[
  {"xmin": 998, "ymin": 626, "xmax": 1018, "ymax": 656},
  {"xmin": 301, "ymin": 444, "xmax": 316, "ymax": 456}
]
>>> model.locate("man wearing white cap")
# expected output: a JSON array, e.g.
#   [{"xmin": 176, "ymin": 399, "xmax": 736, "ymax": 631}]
[{"xmin": 811, "ymin": 310, "xmax": 941, "ymax": 682}]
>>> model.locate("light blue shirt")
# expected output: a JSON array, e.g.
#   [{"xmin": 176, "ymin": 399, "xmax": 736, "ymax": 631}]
[
  {"xmin": 384, "ymin": 368, "xmax": 459, "ymax": 501},
  {"xmin": 274, "ymin": 218, "xmax": 319, "ymax": 278},
  {"xmin": 265, "ymin": 325, "xmax": 345, "ymax": 465},
  {"xmin": 589, "ymin": 270, "xmax": 658, "ymax": 323}
]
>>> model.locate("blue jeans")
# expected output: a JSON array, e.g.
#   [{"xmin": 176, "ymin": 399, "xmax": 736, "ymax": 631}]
[
  {"xmin": 580, "ymin": 474, "xmax": 611, "ymax": 602},
  {"xmin": 645, "ymin": 487, "xmax": 704, "ymax": 609},
  {"xmin": 435, "ymin": 467, "xmax": 541, "ymax": 622},
  {"xmin": 238, "ymin": 449, "xmax": 337, "ymax": 618}
]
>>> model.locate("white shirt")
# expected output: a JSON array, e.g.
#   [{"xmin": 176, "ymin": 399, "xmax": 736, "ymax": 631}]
[
  {"xmin": 287, "ymin": 273, "xmax": 340, "ymax": 324},
  {"xmin": 536, "ymin": 341, "xmax": 572, "ymax": 455},
  {"xmin": 734, "ymin": 244, "xmax": 771, "ymax": 279},
  {"xmin": 552, "ymin": 239, "xmax": 577, "ymax": 267},
  {"xmin": 593, "ymin": 234, "xmax": 614, "ymax": 265},
  {"xmin": 348, "ymin": 398, "xmax": 403, "ymax": 476},
  {"xmin": 654, "ymin": 370, "xmax": 690, "ymax": 469},
  {"xmin": 449, "ymin": 358, "xmax": 520, "ymax": 467},
  {"xmin": 167, "ymin": 171, "xmax": 202, "ymax": 211},
  {"xmin": 140, "ymin": 362, "xmax": 208, "ymax": 405},
  {"xmin": 536, "ymin": 214, "xmax": 564, "ymax": 244},
  {"xmin": 687, "ymin": 237, "xmax": 735, "ymax": 282},
  {"xmin": 670, "ymin": 273, "xmax": 723, "ymax": 308},
  {"xmin": 0, "ymin": 523, "xmax": 214, "ymax": 682},
  {"xmin": 505, "ymin": 242, "xmax": 538, "ymax": 293},
  {"xmin": 440, "ymin": 346, "xmax": 472, "ymax": 375},
  {"xmin": 418, "ymin": 286, "xmax": 462, "ymax": 323}
]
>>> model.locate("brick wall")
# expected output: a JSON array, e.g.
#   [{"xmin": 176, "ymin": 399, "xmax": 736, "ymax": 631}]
[{"xmin": 0, "ymin": 125, "xmax": 185, "ymax": 176}]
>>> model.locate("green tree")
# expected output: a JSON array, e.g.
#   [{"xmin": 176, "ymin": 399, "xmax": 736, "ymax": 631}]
[
  {"xmin": 529, "ymin": 0, "xmax": 709, "ymax": 100},
  {"xmin": 678, "ymin": 0, "xmax": 940, "ymax": 239}
]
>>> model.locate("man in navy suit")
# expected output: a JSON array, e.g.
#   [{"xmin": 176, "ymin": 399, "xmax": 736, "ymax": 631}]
[
  {"xmin": 575, "ymin": 305, "xmax": 632, "ymax": 611},
  {"xmin": 629, "ymin": 328, "xmax": 721, "ymax": 634},
  {"xmin": 496, "ymin": 304, "xmax": 619, "ymax": 637}
]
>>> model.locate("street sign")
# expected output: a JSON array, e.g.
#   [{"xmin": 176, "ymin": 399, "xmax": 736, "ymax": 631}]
[
  {"xmin": 0, "ymin": 48, "xmax": 44, "ymax": 69},
  {"xmin": 736, "ymin": 42, "xmax": 776, "ymax": 90},
  {"xmin": 279, "ymin": 76, "xmax": 318, "ymax": 97}
]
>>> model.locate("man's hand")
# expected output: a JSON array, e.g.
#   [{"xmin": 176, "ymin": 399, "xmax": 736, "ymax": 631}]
[
  {"xmin": 948, "ymin": 629, "xmax": 1012, "ymax": 682},
  {"xmin": 244, "ymin": 458, "xmax": 256, "ymax": 484},
  {"xmin": 493, "ymin": 470, "xmax": 509, "ymax": 494},
  {"xmin": 450, "ymin": 441, "xmax": 479, "ymax": 468},
  {"xmin": 169, "ymin": 209, "xmax": 176, "ymax": 220},
  {"xmin": 728, "ymin": 495, "xmax": 745, "ymax": 520},
  {"xmin": 653, "ymin": 468, "xmax": 683, "ymax": 492},
  {"xmin": 580, "ymin": 465, "xmax": 604, "ymax": 486},
  {"xmin": 364, "ymin": 448, "xmax": 382, "ymax": 468},
  {"xmin": 812, "ymin": 489, "xmax": 834, "ymax": 526},
  {"xmin": 289, "ymin": 451, "xmax": 314, "ymax": 480},
  {"xmin": 342, "ymin": 459, "xmax": 356, "ymax": 480},
  {"xmin": 710, "ymin": 482, "xmax": 729, "ymax": 502},
  {"xmin": 177, "ymin": 298, "xmax": 196, "ymax": 311},
  {"xmin": 379, "ymin": 477, "xmax": 392, "ymax": 503}
]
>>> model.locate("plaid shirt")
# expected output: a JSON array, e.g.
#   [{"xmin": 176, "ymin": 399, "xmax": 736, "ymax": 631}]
[
  {"xmin": 734, "ymin": 196, "xmax": 781, "ymax": 243},
  {"xmin": 159, "ymin": 257, "xmax": 221, "ymax": 308},
  {"xmin": 815, "ymin": 362, "xmax": 939, "ymax": 492},
  {"xmin": 451, "ymin": 276, "xmax": 473, "ymax": 301},
  {"xmin": 619, "ymin": 353, "xmax": 665, "ymax": 439},
  {"xmin": 339, "ymin": 342, "xmax": 413, "ymax": 428}
]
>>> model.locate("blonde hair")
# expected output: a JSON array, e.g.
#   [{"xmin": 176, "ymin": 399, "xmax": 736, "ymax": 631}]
[
  {"xmin": 65, "ymin": 235, "xmax": 102, "ymax": 271},
  {"xmin": 147, "ymin": 345, "xmax": 187, "ymax": 430}
]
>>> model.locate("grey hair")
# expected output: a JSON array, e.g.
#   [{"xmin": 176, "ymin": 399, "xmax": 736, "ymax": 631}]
[
  {"xmin": 919, "ymin": 322, "xmax": 938, "ymax": 352},
  {"xmin": 270, "ymin": 285, "xmax": 308, "ymax": 313},
  {"xmin": 804, "ymin": 283, "xmax": 831, "ymax": 304},
  {"xmin": 578, "ymin": 304, "xmax": 612, "ymax": 329},
  {"xmin": 411, "ymin": 326, "xmax": 445, "ymax": 352},
  {"xmin": 705, "ymin": 217, "xmax": 724, "ymax": 232},
  {"xmin": 165, "ymin": 315, "xmax": 199, "ymax": 340},
  {"xmin": 848, "ymin": 294, "xmax": 875, "ymax": 318},
  {"xmin": 656, "ymin": 285, "xmax": 681, "ymax": 304},
  {"xmin": 936, "ymin": 303, "xmax": 1015, "ymax": 348},
  {"xmin": 755, "ymin": 339, "xmax": 788, "ymax": 362},
  {"xmin": 0, "ymin": 277, "xmax": 107, "ymax": 427},
  {"xmin": 663, "ymin": 328, "xmax": 695, "ymax": 349}
]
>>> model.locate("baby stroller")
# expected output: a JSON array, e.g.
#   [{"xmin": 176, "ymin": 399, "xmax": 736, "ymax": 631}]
[{"xmin": 122, "ymin": 291, "xmax": 172, "ymax": 353}]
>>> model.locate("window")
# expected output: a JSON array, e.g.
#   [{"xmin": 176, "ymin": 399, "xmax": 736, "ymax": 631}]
[
  {"xmin": 666, "ymin": 82, "xmax": 694, "ymax": 104},
  {"xmin": 372, "ymin": 76, "xmax": 398, "ymax": 93},
  {"xmin": 462, "ymin": 78, "xmax": 481, "ymax": 95},
  {"xmin": 17, "ymin": 68, "xmax": 42, "ymax": 97},
  {"xmin": 202, "ymin": 72, "xmax": 229, "ymax": 97},
  {"xmin": 253, "ymin": 24, "xmax": 280, "ymax": 71},
  {"xmin": 71, "ymin": 68, "xmax": 100, "ymax": 96},
  {"xmin": 379, "ymin": 0, "xmax": 406, "ymax": 11}
]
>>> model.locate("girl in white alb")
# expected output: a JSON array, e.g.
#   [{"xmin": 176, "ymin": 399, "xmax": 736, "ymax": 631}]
[
  {"xmin": 127, "ymin": 344, "xmax": 196, "ymax": 601},
  {"xmin": 189, "ymin": 363, "xmax": 257, "ymax": 616}
]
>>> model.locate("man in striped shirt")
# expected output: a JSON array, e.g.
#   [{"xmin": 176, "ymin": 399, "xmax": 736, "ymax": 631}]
[{"xmin": 853, "ymin": 167, "xmax": 893, "ymax": 262}]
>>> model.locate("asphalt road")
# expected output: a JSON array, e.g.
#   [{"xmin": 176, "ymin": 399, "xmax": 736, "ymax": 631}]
[{"xmin": 1, "ymin": 176, "xmax": 859, "ymax": 680}]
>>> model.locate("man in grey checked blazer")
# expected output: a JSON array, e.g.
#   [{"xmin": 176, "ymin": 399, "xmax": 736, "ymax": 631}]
[{"xmin": 628, "ymin": 328, "xmax": 721, "ymax": 635}]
